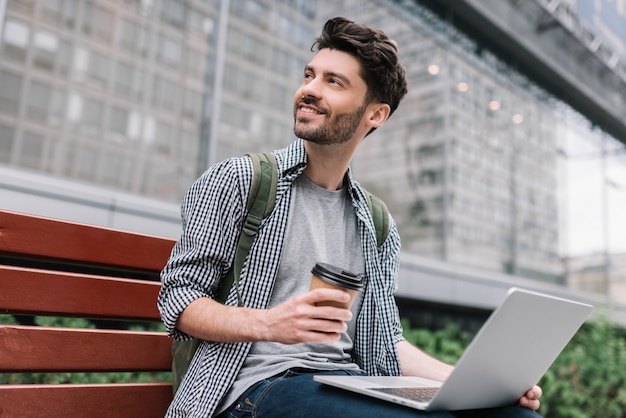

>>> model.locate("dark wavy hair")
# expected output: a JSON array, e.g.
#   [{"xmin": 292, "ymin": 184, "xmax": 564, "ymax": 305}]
[{"xmin": 312, "ymin": 17, "xmax": 408, "ymax": 118}]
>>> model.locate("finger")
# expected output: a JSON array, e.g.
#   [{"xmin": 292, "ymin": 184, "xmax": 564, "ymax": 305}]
[
  {"xmin": 519, "ymin": 395, "xmax": 541, "ymax": 411},
  {"xmin": 307, "ymin": 317, "xmax": 348, "ymax": 333},
  {"xmin": 288, "ymin": 319, "xmax": 347, "ymax": 344},
  {"xmin": 529, "ymin": 385, "xmax": 542, "ymax": 410},
  {"xmin": 525, "ymin": 385, "xmax": 542, "ymax": 400},
  {"xmin": 311, "ymin": 304, "xmax": 353, "ymax": 322},
  {"xmin": 307, "ymin": 288, "xmax": 351, "ymax": 304}
]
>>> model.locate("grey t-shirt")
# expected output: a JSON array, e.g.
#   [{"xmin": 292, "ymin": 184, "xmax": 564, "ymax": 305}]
[{"xmin": 218, "ymin": 174, "xmax": 366, "ymax": 412}]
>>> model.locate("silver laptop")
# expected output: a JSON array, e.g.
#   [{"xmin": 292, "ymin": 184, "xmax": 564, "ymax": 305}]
[{"xmin": 314, "ymin": 287, "xmax": 593, "ymax": 411}]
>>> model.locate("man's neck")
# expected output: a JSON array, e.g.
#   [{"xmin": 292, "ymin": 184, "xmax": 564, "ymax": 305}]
[{"xmin": 303, "ymin": 141, "xmax": 357, "ymax": 190}]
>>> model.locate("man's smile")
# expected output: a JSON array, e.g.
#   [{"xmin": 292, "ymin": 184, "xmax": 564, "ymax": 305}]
[
  {"xmin": 296, "ymin": 99, "xmax": 327, "ymax": 118},
  {"xmin": 299, "ymin": 106, "xmax": 323, "ymax": 115}
]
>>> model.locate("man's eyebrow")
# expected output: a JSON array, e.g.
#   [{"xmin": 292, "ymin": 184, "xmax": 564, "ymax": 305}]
[
  {"xmin": 304, "ymin": 65, "xmax": 352, "ymax": 86},
  {"xmin": 326, "ymin": 70, "xmax": 352, "ymax": 86}
]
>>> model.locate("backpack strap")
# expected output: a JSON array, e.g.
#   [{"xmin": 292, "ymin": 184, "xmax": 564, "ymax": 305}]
[
  {"xmin": 218, "ymin": 152, "xmax": 278, "ymax": 307},
  {"xmin": 364, "ymin": 190, "xmax": 390, "ymax": 251}
]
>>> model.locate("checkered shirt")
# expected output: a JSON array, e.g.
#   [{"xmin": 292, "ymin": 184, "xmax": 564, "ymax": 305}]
[{"xmin": 158, "ymin": 139, "xmax": 405, "ymax": 417}]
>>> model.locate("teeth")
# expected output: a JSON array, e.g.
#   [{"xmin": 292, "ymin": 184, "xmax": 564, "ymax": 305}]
[{"xmin": 301, "ymin": 107, "xmax": 321, "ymax": 114}]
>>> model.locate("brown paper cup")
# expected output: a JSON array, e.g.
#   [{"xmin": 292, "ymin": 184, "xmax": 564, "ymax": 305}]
[{"xmin": 309, "ymin": 262, "xmax": 363, "ymax": 309}]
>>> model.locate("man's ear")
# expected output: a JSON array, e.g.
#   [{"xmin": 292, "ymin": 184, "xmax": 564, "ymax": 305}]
[{"xmin": 366, "ymin": 103, "xmax": 392, "ymax": 129}]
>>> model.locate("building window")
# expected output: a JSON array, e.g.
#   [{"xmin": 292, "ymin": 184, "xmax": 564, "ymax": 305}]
[
  {"xmin": 162, "ymin": 0, "xmax": 186, "ymax": 29},
  {"xmin": 8, "ymin": 0, "xmax": 35, "ymax": 14},
  {"xmin": 182, "ymin": 88, "xmax": 202, "ymax": 120},
  {"xmin": 152, "ymin": 75, "xmax": 177, "ymax": 110},
  {"xmin": 118, "ymin": 19, "xmax": 149, "ymax": 57},
  {"xmin": 419, "ymin": 169, "xmax": 444, "ymax": 185},
  {"xmin": 49, "ymin": 89, "xmax": 66, "ymax": 127},
  {"xmin": 20, "ymin": 131, "xmax": 45, "ymax": 169},
  {"xmin": 88, "ymin": 51, "xmax": 110, "ymax": 89},
  {"xmin": 185, "ymin": 47, "xmax": 208, "ymax": 79},
  {"xmin": 0, "ymin": 71, "xmax": 22, "ymax": 115},
  {"xmin": 232, "ymin": 0, "xmax": 269, "ymax": 27},
  {"xmin": 180, "ymin": 129, "xmax": 199, "ymax": 161},
  {"xmin": 0, "ymin": 123, "xmax": 15, "ymax": 163},
  {"xmin": 82, "ymin": 97, "xmax": 104, "ymax": 136},
  {"xmin": 270, "ymin": 47, "xmax": 290, "ymax": 75},
  {"xmin": 41, "ymin": 0, "xmax": 77, "ymax": 28},
  {"xmin": 32, "ymin": 30, "xmax": 59, "ymax": 72},
  {"xmin": 242, "ymin": 33, "xmax": 265, "ymax": 64},
  {"xmin": 101, "ymin": 151, "xmax": 130, "ymax": 188},
  {"xmin": 74, "ymin": 144, "xmax": 98, "ymax": 180},
  {"xmin": 296, "ymin": 25, "xmax": 313, "ymax": 48},
  {"xmin": 2, "ymin": 20, "xmax": 29, "ymax": 64},
  {"xmin": 298, "ymin": 0, "xmax": 317, "ymax": 18},
  {"xmin": 26, "ymin": 81, "xmax": 52, "ymax": 123},
  {"xmin": 109, "ymin": 106, "xmax": 129, "ymax": 138},
  {"xmin": 269, "ymin": 82, "xmax": 289, "ymax": 111},
  {"xmin": 142, "ymin": 114, "xmax": 156, "ymax": 144},
  {"xmin": 274, "ymin": 12, "xmax": 291, "ymax": 41},
  {"xmin": 187, "ymin": 8, "xmax": 213, "ymax": 37},
  {"xmin": 154, "ymin": 119, "xmax": 173, "ymax": 155},
  {"xmin": 72, "ymin": 48, "xmax": 110, "ymax": 89},
  {"xmin": 82, "ymin": 1, "xmax": 113, "ymax": 44},
  {"xmin": 114, "ymin": 61, "xmax": 133, "ymax": 98},
  {"xmin": 157, "ymin": 33, "xmax": 182, "ymax": 68}
]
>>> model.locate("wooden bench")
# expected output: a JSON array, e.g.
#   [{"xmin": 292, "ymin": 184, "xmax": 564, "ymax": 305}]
[{"xmin": 0, "ymin": 209, "xmax": 177, "ymax": 417}]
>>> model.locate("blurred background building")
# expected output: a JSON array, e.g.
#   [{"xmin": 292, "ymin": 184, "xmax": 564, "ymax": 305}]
[{"xmin": 1, "ymin": 0, "xmax": 625, "ymax": 327}]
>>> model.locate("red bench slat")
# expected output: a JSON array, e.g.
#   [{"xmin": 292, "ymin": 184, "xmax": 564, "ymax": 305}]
[
  {"xmin": 0, "ymin": 266, "xmax": 161, "ymax": 320},
  {"xmin": 0, "ymin": 326, "xmax": 172, "ymax": 372},
  {"xmin": 0, "ymin": 383, "xmax": 173, "ymax": 418},
  {"xmin": 0, "ymin": 209, "xmax": 176, "ymax": 271}
]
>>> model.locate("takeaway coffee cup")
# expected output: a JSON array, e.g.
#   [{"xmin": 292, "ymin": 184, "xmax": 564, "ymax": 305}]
[{"xmin": 309, "ymin": 262, "xmax": 364, "ymax": 309}]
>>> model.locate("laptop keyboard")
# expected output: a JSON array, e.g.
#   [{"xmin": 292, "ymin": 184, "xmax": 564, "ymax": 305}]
[{"xmin": 370, "ymin": 386, "xmax": 439, "ymax": 403}]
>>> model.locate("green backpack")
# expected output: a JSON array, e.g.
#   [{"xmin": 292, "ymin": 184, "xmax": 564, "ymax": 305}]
[{"xmin": 171, "ymin": 152, "xmax": 390, "ymax": 393}]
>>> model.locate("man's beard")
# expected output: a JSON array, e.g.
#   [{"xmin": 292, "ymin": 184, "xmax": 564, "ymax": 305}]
[{"xmin": 294, "ymin": 99, "xmax": 367, "ymax": 145}]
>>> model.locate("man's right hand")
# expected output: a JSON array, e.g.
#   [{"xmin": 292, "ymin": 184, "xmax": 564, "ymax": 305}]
[
  {"xmin": 258, "ymin": 288, "xmax": 353, "ymax": 344},
  {"xmin": 176, "ymin": 288, "xmax": 352, "ymax": 344}
]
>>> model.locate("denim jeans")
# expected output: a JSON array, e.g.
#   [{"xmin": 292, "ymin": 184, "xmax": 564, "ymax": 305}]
[{"xmin": 220, "ymin": 369, "xmax": 541, "ymax": 418}]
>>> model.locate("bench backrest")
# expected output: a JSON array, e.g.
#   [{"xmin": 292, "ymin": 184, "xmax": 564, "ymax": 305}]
[{"xmin": 0, "ymin": 210, "xmax": 177, "ymax": 417}]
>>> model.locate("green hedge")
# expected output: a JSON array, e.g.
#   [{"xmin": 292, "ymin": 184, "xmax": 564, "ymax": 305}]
[{"xmin": 401, "ymin": 318, "xmax": 626, "ymax": 418}]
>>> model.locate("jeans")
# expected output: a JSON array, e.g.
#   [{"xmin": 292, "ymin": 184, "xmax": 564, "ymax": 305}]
[{"xmin": 220, "ymin": 369, "xmax": 541, "ymax": 418}]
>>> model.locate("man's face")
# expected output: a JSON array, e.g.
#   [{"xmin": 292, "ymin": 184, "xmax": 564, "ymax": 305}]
[{"xmin": 293, "ymin": 48, "xmax": 369, "ymax": 145}]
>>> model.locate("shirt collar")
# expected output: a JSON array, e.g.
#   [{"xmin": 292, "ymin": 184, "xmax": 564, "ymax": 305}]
[{"xmin": 279, "ymin": 138, "xmax": 307, "ymax": 176}]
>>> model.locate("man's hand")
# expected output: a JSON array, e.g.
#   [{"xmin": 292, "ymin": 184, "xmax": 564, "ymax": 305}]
[
  {"xmin": 178, "ymin": 288, "xmax": 353, "ymax": 344},
  {"xmin": 259, "ymin": 288, "xmax": 353, "ymax": 344},
  {"xmin": 519, "ymin": 385, "xmax": 542, "ymax": 411}
]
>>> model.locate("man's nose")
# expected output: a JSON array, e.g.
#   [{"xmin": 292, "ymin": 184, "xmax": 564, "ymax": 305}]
[{"xmin": 300, "ymin": 78, "xmax": 322, "ymax": 99}]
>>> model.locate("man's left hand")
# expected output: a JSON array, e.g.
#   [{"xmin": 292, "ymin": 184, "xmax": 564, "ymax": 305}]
[{"xmin": 519, "ymin": 385, "xmax": 542, "ymax": 411}]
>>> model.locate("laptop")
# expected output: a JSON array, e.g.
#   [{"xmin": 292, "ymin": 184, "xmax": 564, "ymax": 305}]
[{"xmin": 314, "ymin": 287, "xmax": 593, "ymax": 411}]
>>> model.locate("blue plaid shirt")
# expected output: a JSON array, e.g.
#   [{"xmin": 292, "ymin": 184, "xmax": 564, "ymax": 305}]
[{"xmin": 158, "ymin": 139, "xmax": 405, "ymax": 417}]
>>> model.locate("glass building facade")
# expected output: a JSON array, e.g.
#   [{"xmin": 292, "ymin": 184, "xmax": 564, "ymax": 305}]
[{"xmin": 1, "ymin": 0, "xmax": 625, "ymax": 299}]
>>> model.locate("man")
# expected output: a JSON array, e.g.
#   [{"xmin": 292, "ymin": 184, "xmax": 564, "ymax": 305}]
[{"xmin": 158, "ymin": 17, "xmax": 542, "ymax": 417}]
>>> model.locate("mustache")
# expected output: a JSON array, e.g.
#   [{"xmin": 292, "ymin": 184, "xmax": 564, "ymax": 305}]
[{"xmin": 296, "ymin": 97, "xmax": 328, "ymax": 114}]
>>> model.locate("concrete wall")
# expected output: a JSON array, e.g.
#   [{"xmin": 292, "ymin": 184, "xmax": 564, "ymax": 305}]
[
  {"xmin": 399, "ymin": 252, "xmax": 626, "ymax": 326},
  {"xmin": 0, "ymin": 166, "xmax": 181, "ymax": 239}
]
